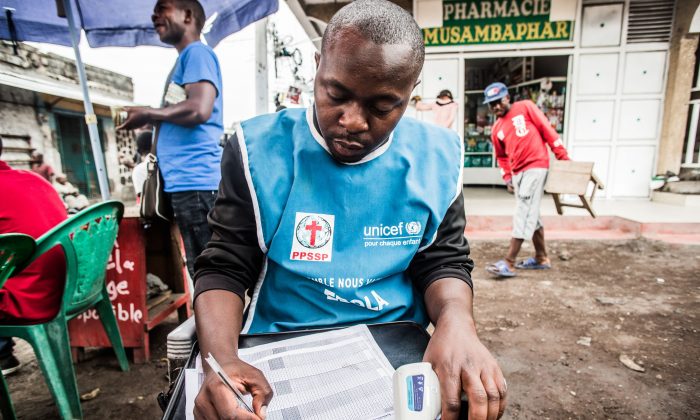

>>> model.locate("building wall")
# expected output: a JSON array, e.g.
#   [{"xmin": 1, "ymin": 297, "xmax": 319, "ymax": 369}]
[
  {"xmin": 657, "ymin": 0, "xmax": 700, "ymax": 175},
  {"xmin": 0, "ymin": 42, "xmax": 136, "ymax": 200},
  {"xmin": 0, "ymin": 87, "xmax": 55, "ymax": 170},
  {"xmin": 0, "ymin": 41, "xmax": 133, "ymax": 101}
]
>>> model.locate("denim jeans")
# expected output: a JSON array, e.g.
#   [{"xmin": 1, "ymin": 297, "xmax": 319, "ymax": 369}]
[{"xmin": 169, "ymin": 190, "xmax": 217, "ymax": 279}]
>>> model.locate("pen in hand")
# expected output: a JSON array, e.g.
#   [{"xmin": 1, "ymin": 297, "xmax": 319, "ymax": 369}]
[{"xmin": 204, "ymin": 352, "xmax": 254, "ymax": 413}]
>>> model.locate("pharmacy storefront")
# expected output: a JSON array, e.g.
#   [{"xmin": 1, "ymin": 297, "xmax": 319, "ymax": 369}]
[{"xmin": 407, "ymin": 0, "xmax": 675, "ymax": 198}]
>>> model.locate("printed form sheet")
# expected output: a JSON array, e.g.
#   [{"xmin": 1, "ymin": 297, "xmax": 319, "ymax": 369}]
[{"xmin": 185, "ymin": 324, "xmax": 396, "ymax": 420}]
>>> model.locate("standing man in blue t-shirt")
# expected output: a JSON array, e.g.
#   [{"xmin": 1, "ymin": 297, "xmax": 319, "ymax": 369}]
[{"xmin": 119, "ymin": 0, "xmax": 223, "ymax": 277}]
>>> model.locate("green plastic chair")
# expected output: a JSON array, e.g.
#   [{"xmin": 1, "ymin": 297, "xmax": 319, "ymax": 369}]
[
  {"xmin": 0, "ymin": 201, "xmax": 129, "ymax": 420},
  {"xmin": 0, "ymin": 233, "xmax": 36, "ymax": 420}
]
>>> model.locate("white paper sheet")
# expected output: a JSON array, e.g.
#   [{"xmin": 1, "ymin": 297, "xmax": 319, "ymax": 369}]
[{"xmin": 185, "ymin": 324, "xmax": 395, "ymax": 420}]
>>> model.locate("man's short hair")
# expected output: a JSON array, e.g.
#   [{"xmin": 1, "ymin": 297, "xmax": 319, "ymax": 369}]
[
  {"xmin": 321, "ymin": 0, "xmax": 425, "ymax": 78},
  {"xmin": 174, "ymin": 0, "xmax": 205, "ymax": 33},
  {"xmin": 136, "ymin": 131, "xmax": 153, "ymax": 155}
]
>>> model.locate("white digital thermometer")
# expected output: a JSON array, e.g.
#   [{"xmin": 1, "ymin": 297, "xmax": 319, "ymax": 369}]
[{"xmin": 393, "ymin": 363, "xmax": 441, "ymax": 420}]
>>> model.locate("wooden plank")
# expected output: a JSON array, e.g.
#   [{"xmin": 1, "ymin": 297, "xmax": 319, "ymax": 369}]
[
  {"xmin": 146, "ymin": 293, "xmax": 189, "ymax": 331},
  {"xmin": 545, "ymin": 160, "xmax": 596, "ymax": 195},
  {"xmin": 545, "ymin": 173, "xmax": 591, "ymax": 194},
  {"xmin": 550, "ymin": 160, "xmax": 593, "ymax": 174},
  {"xmin": 147, "ymin": 290, "xmax": 172, "ymax": 310}
]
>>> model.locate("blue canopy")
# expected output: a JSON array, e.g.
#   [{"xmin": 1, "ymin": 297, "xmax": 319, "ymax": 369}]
[{"xmin": 0, "ymin": 0, "xmax": 278, "ymax": 48}]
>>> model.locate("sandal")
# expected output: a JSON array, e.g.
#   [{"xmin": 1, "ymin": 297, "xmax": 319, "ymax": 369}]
[
  {"xmin": 486, "ymin": 260, "xmax": 517, "ymax": 278},
  {"xmin": 515, "ymin": 257, "xmax": 551, "ymax": 270}
]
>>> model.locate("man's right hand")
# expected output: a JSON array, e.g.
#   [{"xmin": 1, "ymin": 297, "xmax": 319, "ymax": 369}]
[
  {"xmin": 506, "ymin": 180, "xmax": 514, "ymax": 194},
  {"xmin": 194, "ymin": 358, "xmax": 273, "ymax": 420},
  {"xmin": 116, "ymin": 106, "xmax": 152, "ymax": 131}
]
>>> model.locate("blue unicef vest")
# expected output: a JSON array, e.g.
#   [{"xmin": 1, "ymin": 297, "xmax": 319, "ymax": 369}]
[{"xmin": 238, "ymin": 108, "xmax": 463, "ymax": 333}]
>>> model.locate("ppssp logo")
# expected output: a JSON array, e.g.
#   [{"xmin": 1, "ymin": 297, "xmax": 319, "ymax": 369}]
[
  {"xmin": 295, "ymin": 215, "xmax": 332, "ymax": 248},
  {"xmin": 290, "ymin": 212, "xmax": 335, "ymax": 262}
]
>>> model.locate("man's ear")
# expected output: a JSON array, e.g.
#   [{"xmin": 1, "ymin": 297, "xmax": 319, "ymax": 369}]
[{"xmin": 315, "ymin": 52, "xmax": 321, "ymax": 69}]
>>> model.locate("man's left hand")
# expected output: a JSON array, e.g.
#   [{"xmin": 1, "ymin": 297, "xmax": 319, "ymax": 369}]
[
  {"xmin": 117, "ymin": 106, "xmax": 152, "ymax": 130},
  {"xmin": 423, "ymin": 318, "xmax": 507, "ymax": 420}
]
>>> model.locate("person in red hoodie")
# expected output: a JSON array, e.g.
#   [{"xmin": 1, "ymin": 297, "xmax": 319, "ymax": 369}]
[
  {"xmin": 482, "ymin": 82, "xmax": 570, "ymax": 278},
  {"xmin": 0, "ymin": 136, "xmax": 67, "ymax": 375}
]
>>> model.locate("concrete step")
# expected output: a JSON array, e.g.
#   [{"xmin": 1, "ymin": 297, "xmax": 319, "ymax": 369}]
[{"xmin": 465, "ymin": 215, "xmax": 700, "ymax": 245}]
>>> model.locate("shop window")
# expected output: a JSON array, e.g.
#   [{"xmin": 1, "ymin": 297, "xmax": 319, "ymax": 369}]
[{"xmin": 463, "ymin": 56, "xmax": 569, "ymax": 178}]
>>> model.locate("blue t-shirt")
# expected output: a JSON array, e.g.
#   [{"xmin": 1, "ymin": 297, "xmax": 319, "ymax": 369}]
[{"xmin": 158, "ymin": 41, "xmax": 223, "ymax": 192}]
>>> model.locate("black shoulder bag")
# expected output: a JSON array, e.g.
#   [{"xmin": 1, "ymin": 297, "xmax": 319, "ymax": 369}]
[{"xmin": 140, "ymin": 67, "xmax": 176, "ymax": 222}]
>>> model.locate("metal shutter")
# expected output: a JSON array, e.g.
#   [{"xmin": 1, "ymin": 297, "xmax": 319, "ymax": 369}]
[{"xmin": 626, "ymin": 0, "xmax": 675, "ymax": 43}]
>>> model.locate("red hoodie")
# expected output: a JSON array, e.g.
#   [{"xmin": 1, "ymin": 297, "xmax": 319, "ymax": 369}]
[
  {"xmin": 491, "ymin": 100, "xmax": 569, "ymax": 182},
  {"xmin": 0, "ymin": 160, "xmax": 67, "ymax": 323}
]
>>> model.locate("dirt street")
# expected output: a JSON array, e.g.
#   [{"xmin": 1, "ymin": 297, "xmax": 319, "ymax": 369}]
[{"xmin": 3, "ymin": 239, "xmax": 699, "ymax": 419}]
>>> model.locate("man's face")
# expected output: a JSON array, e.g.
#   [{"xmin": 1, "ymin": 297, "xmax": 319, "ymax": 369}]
[
  {"xmin": 314, "ymin": 28, "xmax": 419, "ymax": 163},
  {"xmin": 489, "ymin": 96, "xmax": 511, "ymax": 118},
  {"xmin": 152, "ymin": 0, "xmax": 187, "ymax": 45}
]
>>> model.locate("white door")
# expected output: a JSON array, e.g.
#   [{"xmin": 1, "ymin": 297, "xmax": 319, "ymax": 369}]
[
  {"xmin": 411, "ymin": 59, "xmax": 460, "ymax": 124},
  {"xmin": 622, "ymin": 52, "xmax": 667, "ymax": 94},
  {"xmin": 577, "ymin": 54, "xmax": 618, "ymax": 95},
  {"xmin": 572, "ymin": 145, "xmax": 611, "ymax": 189},
  {"xmin": 580, "ymin": 4, "xmax": 623, "ymax": 47},
  {"xmin": 574, "ymin": 101, "xmax": 615, "ymax": 141},
  {"xmin": 421, "ymin": 59, "xmax": 460, "ymax": 99},
  {"xmin": 618, "ymin": 100, "xmax": 661, "ymax": 140},
  {"xmin": 611, "ymin": 146, "xmax": 656, "ymax": 197}
]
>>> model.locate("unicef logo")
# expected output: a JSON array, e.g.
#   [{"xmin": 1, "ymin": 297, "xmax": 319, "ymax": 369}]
[
  {"xmin": 405, "ymin": 221, "xmax": 421, "ymax": 235},
  {"xmin": 296, "ymin": 215, "xmax": 332, "ymax": 249}
]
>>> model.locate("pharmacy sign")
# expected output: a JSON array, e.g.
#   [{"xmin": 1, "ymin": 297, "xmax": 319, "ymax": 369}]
[{"xmin": 423, "ymin": 0, "xmax": 573, "ymax": 46}]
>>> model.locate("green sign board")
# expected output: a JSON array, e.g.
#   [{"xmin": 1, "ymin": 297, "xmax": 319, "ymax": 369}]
[{"xmin": 423, "ymin": 0, "xmax": 573, "ymax": 47}]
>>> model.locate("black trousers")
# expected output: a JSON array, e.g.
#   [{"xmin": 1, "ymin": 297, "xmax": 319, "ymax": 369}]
[{"xmin": 169, "ymin": 190, "xmax": 217, "ymax": 279}]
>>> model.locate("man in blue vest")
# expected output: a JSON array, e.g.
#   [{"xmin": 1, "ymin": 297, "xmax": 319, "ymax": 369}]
[
  {"xmin": 192, "ymin": 1, "xmax": 506, "ymax": 419},
  {"xmin": 118, "ymin": 0, "xmax": 223, "ymax": 278}
]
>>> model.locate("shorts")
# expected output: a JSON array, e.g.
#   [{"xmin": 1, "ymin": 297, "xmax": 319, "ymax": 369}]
[{"xmin": 512, "ymin": 168, "xmax": 548, "ymax": 239}]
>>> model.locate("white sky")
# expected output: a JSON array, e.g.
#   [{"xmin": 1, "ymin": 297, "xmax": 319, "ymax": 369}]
[{"xmin": 28, "ymin": 2, "xmax": 317, "ymax": 128}]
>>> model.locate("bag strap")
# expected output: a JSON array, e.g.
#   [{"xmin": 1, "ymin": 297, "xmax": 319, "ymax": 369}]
[{"xmin": 150, "ymin": 65, "xmax": 177, "ymax": 155}]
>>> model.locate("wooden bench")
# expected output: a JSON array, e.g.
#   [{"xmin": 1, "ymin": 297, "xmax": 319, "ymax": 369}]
[{"xmin": 544, "ymin": 160, "xmax": 604, "ymax": 218}]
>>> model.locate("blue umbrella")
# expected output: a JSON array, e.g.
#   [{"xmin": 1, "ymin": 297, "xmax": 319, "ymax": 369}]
[{"xmin": 0, "ymin": 0, "xmax": 278, "ymax": 199}]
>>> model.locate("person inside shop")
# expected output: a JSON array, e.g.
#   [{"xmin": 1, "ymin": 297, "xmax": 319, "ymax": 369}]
[
  {"xmin": 119, "ymin": 129, "xmax": 153, "ymax": 170},
  {"xmin": 0, "ymin": 135, "xmax": 67, "ymax": 376},
  {"xmin": 192, "ymin": 2, "xmax": 506, "ymax": 420},
  {"xmin": 53, "ymin": 173, "xmax": 90, "ymax": 213},
  {"xmin": 411, "ymin": 89, "xmax": 459, "ymax": 130},
  {"xmin": 482, "ymin": 82, "xmax": 570, "ymax": 278},
  {"xmin": 30, "ymin": 151, "xmax": 54, "ymax": 183},
  {"xmin": 117, "ymin": 0, "xmax": 223, "ymax": 279}
]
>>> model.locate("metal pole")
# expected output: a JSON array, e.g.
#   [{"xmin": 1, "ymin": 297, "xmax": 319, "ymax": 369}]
[
  {"xmin": 255, "ymin": 17, "xmax": 269, "ymax": 115},
  {"xmin": 62, "ymin": 0, "xmax": 110, "ymax": 201}
]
